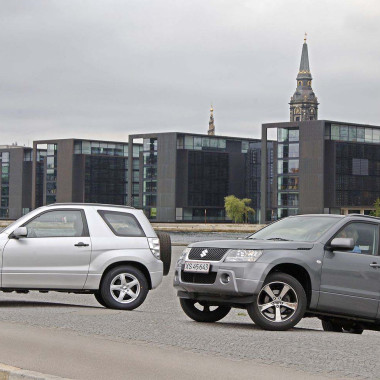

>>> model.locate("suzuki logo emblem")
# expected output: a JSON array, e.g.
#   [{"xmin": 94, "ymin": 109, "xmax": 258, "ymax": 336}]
[{"xmin": 200, "ymin": 249, "xmax": 208, "ymax": 258}]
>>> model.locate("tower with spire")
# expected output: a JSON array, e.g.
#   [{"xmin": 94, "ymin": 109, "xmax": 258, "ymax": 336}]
[
  {"xmin": 208, "ymin": 105, "xmax": 215, "ymax": 135},
  {"xmin": 289, "ymin": 34, "xmax": 319, "ymax": 122}
]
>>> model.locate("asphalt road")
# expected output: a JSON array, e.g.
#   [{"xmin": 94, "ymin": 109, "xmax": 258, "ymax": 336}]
[{"xmin": 0, "ymin": 246, "xmax": 378, "ymax": 379}]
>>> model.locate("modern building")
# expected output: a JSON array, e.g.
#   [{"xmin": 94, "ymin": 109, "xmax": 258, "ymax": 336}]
[
  {"xmin": 260, "ymin": 120, "xmax": 380, "ymax": 223},
  {"xmin": 0, "ymin": 145, "xmax": 33, "ymax": 219},
  {"xmin": 32, "ymin": 139, "xmax": 141, "ymax": 209},
  {"xmin": 128, "ymin": 132, "xmax": 270, "ymax": 223}
]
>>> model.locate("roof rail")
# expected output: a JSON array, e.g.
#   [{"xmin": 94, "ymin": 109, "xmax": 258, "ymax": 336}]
[
  {"xmin": 345, "ymin": 213, "xmax": 380, "ymax": 220},
  {"xmin": 46, "ymin": 203, "xmax": 135, "ymax": 209}
]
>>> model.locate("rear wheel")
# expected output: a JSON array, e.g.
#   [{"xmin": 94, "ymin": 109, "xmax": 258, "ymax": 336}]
[
  {"xmin": 100, "ymin": 265, "xmax": 149, "ymax": 310},
  {"xmin": 180, "ymin": 298, "xmax": 231, "ymax": 322},
  {"xmin": 322, "ymin": 319, "xmax": 363, "ymax": 334},
  {"xmin": 247, "ymin": 272, "xmax": 307, "ymax": 331},
  {"xmin": 321, "ymin": 319, "xmax": 343, "ymax": 332}
]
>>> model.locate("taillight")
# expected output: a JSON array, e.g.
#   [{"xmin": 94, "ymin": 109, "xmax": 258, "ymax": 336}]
[{"xmin": 148, "ymin": 238, "xmax": 160, "ymax": 259}]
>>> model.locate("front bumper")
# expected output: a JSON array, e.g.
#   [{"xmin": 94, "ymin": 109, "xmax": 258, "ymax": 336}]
[{"xmin": 173, "ymin": 261, "xmax": 267, "ymax": 299}]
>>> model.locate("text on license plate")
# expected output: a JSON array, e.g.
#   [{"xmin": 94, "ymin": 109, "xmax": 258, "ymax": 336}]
[{"xmin": 184, "ymin": 261, "xmax": 210, "ymax": 273}]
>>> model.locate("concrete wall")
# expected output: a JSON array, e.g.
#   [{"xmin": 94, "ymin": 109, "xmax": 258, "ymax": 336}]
[
  {"xmin": 56, "ymin": 140, "xmax": 74, "ymax": 202},
  {"xmin": 156, "ymin": 134, "xmax": 177, "ymax": 222},
  {"xmin": 298, "ymin": 121, "xmax": 325, "ymax": 214}
]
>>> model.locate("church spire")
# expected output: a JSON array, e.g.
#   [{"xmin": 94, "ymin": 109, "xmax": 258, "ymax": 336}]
[
  {"xmin": 208, "ymin": 105, "xmax": 215, "ymax": 135},
  {"xmin": 298, "ymin": 34, "xmax": 311, "ymax": 76},
  {"xmin": 289, "ymin": 35, "xmax": 319, "ymax": 122}
]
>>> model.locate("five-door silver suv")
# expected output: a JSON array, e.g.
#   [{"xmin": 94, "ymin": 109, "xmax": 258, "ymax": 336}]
[
  {"xmin": 174, "ymin": 214, "xmax": 380, "ymax": 332},
  {"xmin": 0, "ymin": 203, "xmax": 171, "ymax": 310}
]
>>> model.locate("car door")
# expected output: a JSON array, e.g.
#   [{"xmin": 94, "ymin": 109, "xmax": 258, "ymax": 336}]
[
  {"xmin": 318, "ymin": 221, "xmax": 380, "ymax": 319},
  {"xmin": 2, "ymin": 208, "xmax": 92, "ymax": 289}
]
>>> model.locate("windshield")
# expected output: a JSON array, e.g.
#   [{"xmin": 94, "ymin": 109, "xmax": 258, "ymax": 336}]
[{"xmin": 248, "ymin": 216, "xmax": 341, "ymax": 242}]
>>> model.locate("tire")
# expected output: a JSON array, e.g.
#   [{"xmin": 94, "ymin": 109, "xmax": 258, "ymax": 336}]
[
  {"xmin": 94, "ymin": 291, "xmax": 107, "ymax": 307},
  {"xmin": 100, "ymin": 265, "xmax": 149, "ymax": 310},
  {"xmin": 180, "ymin": 298, "xmax": 231, "ymax": 323},
  {"xmin": 156, "ymin": 231, "xmax": 171, "ymax": 276},
  {"xmin": 247, "ymin": 272, "xmax": 307, "ymax": 331},
  {"xmin": 322, "ymin": 320, "xmax": 343, "ymax": 332},
  {"xmin": 322, "ymin": 319, "xmax": 364, "ymax": 335}
]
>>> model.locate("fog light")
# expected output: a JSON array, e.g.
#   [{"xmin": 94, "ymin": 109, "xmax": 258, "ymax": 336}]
[{"xmin": 221, "ymin": 274, "xmax": 230, "ymax": 284}]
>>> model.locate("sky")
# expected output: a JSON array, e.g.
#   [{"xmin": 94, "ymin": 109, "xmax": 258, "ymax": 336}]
[{"xmin": 0, "ymin": 0, "xmax": 379, "ymax": 146}]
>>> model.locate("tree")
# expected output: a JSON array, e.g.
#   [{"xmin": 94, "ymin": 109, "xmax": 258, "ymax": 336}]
[
  {"xmin": 224, "ymin": 195, "xmax": 255, "ymax": 223},
  {"xmin": 224, "ymin": 195, "xmax": 245, "ymax": 223},
  {"xmin": 242, "ymin": 198, "xmax": 255, "ymax": 223},
  {"xmin": 370, "ymin": 198, "xmax": 380, "ymax": 217}
]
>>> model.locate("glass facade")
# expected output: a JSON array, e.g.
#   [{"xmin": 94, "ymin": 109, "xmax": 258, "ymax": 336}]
[
  {"xmin": 35, "ymin": 148, "xmax": 47, "ymax": 208},
  {"xmin": 76, "ymin": 140, "xmax": 132, "ymax": 206},
  {"xmin": 46, "ymin": 144, "xmax": 57, "ymax": 205},
  {"xmin": 277, "ymin": 128, "xmax": 299, "ymax": 218},
  {"xmin": 335, "ymin": 142, "xmax": 380, "ymax": 206},
  {"xmin": 74, "ymin": 141, "xmax": 128, "ymax": 156},
  {"xmin": 325, "ymin": 124, "xmax": 380, "ymax": 144},
  {"xmin": 0, "ymin": 152, "xmax": 9, "ymax": 218},
  {"xmin": 246, "ymin": 141, "xmax": 274, "ymax": 222},
  {"xmin": 131, "ymin": 144, "xmax": 142, "ymax": 208},
  {"xmin": 142, "ymin": 138, "xmax": 157, "ymax": 220},
  {"xmin": 188, "ymin": 150, "xmax": 229, "ymax": 209},
  {"xmin": 84, "ymin": 156, "xmax": 127, "ymax": 205},
  {"xmin": 177, "ymin": 135, "xmax": 227, "ymax": 150}
]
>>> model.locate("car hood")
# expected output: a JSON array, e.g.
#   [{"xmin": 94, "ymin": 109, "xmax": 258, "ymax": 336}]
[{"xmin": 188, "ymin": 239, "xmax": 314, "ymax": 250}]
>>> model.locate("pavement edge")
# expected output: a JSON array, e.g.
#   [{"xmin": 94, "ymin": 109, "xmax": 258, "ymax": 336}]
[{"xmin": 0, "ymin": 363, "xmax": 70, "ymax": 380}]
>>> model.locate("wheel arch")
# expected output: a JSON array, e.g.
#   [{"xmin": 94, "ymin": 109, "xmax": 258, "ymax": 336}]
[
  {"xmin": 267, "ymin": 263, "xmax": 313, "ymax": 308},
  {"xmin": 100, "ymin": 261, "xmax": 152, "ymax": 290}
]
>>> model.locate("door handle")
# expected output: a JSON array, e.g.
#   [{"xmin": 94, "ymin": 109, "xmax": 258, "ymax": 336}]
[
  {"xmin": 369, "ymin": 262, "xmax": 380, "ymax": 268},
  {"xmin": 75, "ymin": 242, "xmax": 89, "ymax": 247}
]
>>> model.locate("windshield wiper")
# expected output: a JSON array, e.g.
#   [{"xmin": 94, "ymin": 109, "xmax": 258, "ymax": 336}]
[{"xmin": 266, "ymin": 237, "xmax": 292, "ymax": 241}]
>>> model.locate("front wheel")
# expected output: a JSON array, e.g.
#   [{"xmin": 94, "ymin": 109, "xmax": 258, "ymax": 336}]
[
  {"xmin": 94, "ymin": 291, "xmax": 107, "ymax": 307},
  {"xmin": 180, "ymin": 298, "xmax": 231, "ymax": 322},
  {"xmin": 100, "ymin": 265, "xmax": 149, "ymax": 310},
  {"xmin": 247, "ymin": 272, "xmax": 307, "ymax": 331}
]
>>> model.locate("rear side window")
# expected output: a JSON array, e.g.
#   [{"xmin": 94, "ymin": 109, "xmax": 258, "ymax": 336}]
[{"xmin": 98, "ymin": 211, "xmax": 145, "ymax": 237}]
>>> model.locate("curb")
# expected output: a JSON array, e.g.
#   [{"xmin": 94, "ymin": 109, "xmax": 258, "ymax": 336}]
[{"xmin": 0, "ymin": 363, "xmax": 69, "ymax": 380}]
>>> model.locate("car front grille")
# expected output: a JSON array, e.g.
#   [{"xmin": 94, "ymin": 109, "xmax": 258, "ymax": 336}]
[
  {"xmin": 188, "ymin": 248, "xmax": 228, "ymax": 261},
  {"xmin": 181, "ymin": 271, "xmax": 217, "ymax": 284}
]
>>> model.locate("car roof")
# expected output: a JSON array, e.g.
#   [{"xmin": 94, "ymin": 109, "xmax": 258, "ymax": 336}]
[
  {"xmin": 46, "ymin": 203, "xmax": 135, "ymax": 210},
  {"xmin": 287, "ymin": 214, "xmax": 380, "ymax": 222}
]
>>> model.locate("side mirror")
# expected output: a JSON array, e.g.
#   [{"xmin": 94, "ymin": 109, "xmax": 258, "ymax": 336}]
[
  {"xmin": 330, "ymin": 237, "xmax": 354, "ymax": 251},
  {"xmin": 11, "ymin": 227, "xmax": 28, "ymax": 239}
]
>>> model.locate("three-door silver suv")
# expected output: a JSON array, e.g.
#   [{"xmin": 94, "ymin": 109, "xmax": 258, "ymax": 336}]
[
  {"xmin": 174, "ymin": 214, "xmax": 380, "ymax": 332},
  {"xmin": 0, "ymin": 203, "xmax": 171, "ymax": 310}
]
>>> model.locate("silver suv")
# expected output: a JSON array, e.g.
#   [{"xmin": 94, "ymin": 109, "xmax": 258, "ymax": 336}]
[
  {"xmin": 174, "ymin": 214, "xmax": 380, "ymax": 332},
  {"xmin": 0, "ymin": 203, "xmax": 171, "ymax": 310}
]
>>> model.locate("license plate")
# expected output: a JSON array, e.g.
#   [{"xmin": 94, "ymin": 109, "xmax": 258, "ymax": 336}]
[{"xmin": 184, "ymin": 261, "xmax": 210, "ymax": 273}]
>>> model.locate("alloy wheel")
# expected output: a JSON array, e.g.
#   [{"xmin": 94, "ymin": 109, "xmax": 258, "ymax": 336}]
[
  {"xmin": 110, "ymin": 273, "xmax": 141, "ymax": 304},
  {"xmin": 257, "ymin": 281, "xmax": 298, "ymax": 323}
]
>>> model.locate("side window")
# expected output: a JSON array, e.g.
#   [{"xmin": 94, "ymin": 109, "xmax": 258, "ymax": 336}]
[
  {"xmin": 335, "ymin": 223, "xmax": 379, "ymax": 255},
  {"xmin": 24, "ymin": 210, "xmax": 85, "ymax": 238},
  {"xmin": 98, "ymin": 211, "xmax": 145, "ymax": 237}
]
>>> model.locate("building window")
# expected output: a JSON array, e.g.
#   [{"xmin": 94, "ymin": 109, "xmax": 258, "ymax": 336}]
[{"xmin": 352, "ymin": 159, "xmax": 369, "ymax": 176}]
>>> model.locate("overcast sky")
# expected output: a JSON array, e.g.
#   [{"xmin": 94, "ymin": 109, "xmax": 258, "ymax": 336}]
[{"xmin": 0, "ymin": 0, "xmax": 379, "ymax": 146}]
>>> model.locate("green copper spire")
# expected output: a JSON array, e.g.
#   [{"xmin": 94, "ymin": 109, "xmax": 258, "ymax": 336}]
[{"xmin": 297, "ymin": 34, "xmax": 312, "ymax": 80}]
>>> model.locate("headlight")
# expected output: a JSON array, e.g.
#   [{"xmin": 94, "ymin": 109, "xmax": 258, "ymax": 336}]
[
  {"xmin": 224, "ymin": 249, "xmax": 263, "ymax": 263},
  {"xmin": 177, "ymin": 247, "xmax": 191, "ymax": 265}
]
